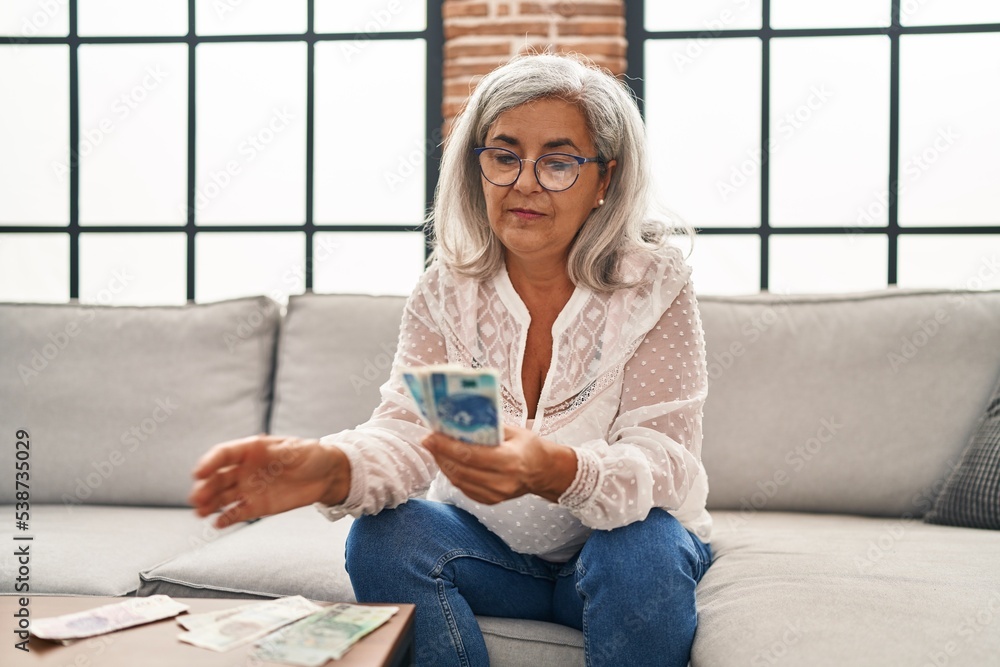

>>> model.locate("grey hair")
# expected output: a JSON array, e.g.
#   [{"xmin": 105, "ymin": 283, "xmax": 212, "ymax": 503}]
[{"xmin": 427, "ymin": 52, "xmax": 693, "ymax": 292}]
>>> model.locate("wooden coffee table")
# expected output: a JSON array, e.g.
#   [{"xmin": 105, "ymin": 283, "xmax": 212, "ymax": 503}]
[{"xmin": 0, "ymin": 596, "xmax": 414, "ymax": 667}]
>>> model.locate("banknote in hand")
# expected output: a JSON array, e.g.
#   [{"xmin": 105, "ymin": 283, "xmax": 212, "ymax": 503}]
[{"xmin": 402, "ymin": 365, "xmax": 502, "ymax": 445}]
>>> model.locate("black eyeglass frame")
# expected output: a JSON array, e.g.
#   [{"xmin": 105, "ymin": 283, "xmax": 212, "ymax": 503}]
[{"xmin": 473, "ymin": 146, "xmax": 605, "ymax": 192}]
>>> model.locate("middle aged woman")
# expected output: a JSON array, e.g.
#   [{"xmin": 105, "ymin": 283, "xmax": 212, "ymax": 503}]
[{"xmin": 190, "ymin": 53, "xmax": 713, "ymax": 667}]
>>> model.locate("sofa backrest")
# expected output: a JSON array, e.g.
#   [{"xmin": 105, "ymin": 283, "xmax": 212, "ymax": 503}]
[
  {"xmin": 269, "ymin": 293, "xmax": 406, "ymax": 439},
  {"xmin": 698, "ymin": 288, "xmax": 1000, "ymax": 517},
  {"xmin": 0, "ymin": 297, "xmax": 280, "ymax": 507}
]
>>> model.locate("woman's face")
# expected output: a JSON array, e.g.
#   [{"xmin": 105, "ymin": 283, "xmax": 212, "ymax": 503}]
[{"xmin": 480, "ymin": 97, "xmax": 616, "ymax": 267}]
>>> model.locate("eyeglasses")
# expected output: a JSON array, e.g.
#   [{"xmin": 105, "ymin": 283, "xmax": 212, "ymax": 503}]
[{"xmin": 473, "ymin": 146, "xmax": 603, "ymax": 192}]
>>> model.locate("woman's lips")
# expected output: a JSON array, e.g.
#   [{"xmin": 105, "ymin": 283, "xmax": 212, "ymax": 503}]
[{"xmin": 509, "ymin": 208, "xmax": 545, "ymax": 220}]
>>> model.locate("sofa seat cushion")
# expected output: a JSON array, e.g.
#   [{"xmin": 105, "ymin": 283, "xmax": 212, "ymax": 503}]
[
  {"xmin": 0, "ymin": 505, "xmax": 232, "ymax": 596},
  {"xmin": 138, "ymin": 506, "xmax": 356, "ymax": 602},
  {"xmin": 695, "ymin": 511, "xmax": 1000, "ymax": 667}
]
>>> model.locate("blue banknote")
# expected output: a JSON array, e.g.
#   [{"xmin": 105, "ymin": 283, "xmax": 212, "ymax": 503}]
[{"xmin": 401, "ymin": 365, "xmax": 502, "ymax": 446}]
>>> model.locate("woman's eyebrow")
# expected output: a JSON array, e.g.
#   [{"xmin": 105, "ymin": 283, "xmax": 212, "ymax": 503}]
[{"xmin": 488, "ymin": 133, "xmax": 581, "ymax": 152}]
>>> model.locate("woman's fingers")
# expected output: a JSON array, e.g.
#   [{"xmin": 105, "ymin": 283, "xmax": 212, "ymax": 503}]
[{"xmin": 191, "ymin": 434, "xmax": 263, "ymax": 479}]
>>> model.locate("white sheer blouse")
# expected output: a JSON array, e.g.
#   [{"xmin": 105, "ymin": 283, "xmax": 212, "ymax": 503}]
[{"xmin": 315, "ymin": 244, "xmax": 712, "ymax": 562}]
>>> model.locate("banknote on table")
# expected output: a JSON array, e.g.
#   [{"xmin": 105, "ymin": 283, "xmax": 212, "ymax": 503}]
[
  {"xmin": 176, "ymin": 601, "xmax": 259, "ymax": 631},
  {"xmin": 252, "ymin": 603, "xmax": 399, "ymax": 667},
  {"xmin": 177, "ymin": 595, "xmax": 322, "ymax": 652},
  {"xmin": 403, "ymin": 364, "xmax": 502, "ymax": 445},
  {"xmin": 31, "ymin": 595, "xmax": 190, "ymax": 643}
]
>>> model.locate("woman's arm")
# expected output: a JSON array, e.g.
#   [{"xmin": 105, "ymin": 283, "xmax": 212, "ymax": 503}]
[
  {"xmin": 558, "ymin": 280, "xmax": 709, "ymax": 529},
  {"xmin": 314, "ymin": 269, "xmax": 451, "ymax": 520}
]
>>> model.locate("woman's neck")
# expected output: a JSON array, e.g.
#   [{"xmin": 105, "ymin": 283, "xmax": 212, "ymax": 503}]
[{"xmin": 505, "ymin": 254, "xmax": 575, "ymax": 311}]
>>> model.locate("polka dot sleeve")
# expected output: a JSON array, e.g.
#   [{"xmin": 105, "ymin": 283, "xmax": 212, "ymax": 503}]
[{"xmin": 558, "ymin": 281, "xmax": 709, "ymax": 529}]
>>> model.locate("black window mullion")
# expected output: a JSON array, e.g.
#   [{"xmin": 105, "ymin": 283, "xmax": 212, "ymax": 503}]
[
  {"xmin": 68, "ymin": 0, "xmax": 79, "ymax": 300},
  {"xmin": 304, "ymin": 0, "xmax": 315, "ymax": 291},
  {"xmin": 888, "ymin": 0, "xmax": 902, "ymax": 287},
  {"xmin": 760, "ymin": 1, "xmax": 772, "ymax": 292},
  {"xmin": 424, "ymin": 0, "xmax": 445, "ymax": 261},
  {"xmin": 186, "ymin": 0, "xmax": 197, "ymax": 302}
]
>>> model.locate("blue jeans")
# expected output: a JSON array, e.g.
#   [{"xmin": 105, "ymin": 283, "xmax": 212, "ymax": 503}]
[{"xmin": 345, "ymin": 499, "xmax": 713, "ymax": 667}]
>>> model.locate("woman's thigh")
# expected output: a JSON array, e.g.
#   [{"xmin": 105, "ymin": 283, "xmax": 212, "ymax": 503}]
[{"xmin": 346, "ymin": 498, "xmax": 561, "ymax": 621}]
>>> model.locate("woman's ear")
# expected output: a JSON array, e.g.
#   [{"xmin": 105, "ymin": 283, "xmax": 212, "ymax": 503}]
[{"xmin": 596, "ymin": 159, "xmax": 618, "ymax": 206}]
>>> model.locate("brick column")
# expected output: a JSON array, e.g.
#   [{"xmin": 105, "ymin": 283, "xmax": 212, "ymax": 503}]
[{"xmin": 441, "ymin": 0, "xmax": 626, "ymax": 132}]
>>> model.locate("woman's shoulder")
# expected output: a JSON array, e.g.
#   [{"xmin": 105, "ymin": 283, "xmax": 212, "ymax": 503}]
[{"xmin": 618, "ymin": 242, "xmax": 692, "ymax": 290}]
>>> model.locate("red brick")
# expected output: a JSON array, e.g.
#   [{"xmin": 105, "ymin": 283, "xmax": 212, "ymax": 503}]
[
  {"xmin": 445, "ymin": 39, "xmax": 514, "ymax": 59},
  {"xmin": 555, "ymin": 17, "xmax": 625, "ymax": 37},
  {"xmin": 554, "ymin": 38, "xmax": 626, "ymax": 58},
  {"xmin": 520, "ymin": 1, "xmax": 622, "ymax": 18},
  {"xmin": 442, "ymin": 1, "xmax": 489, "ymax": 18},
  {"xmin": 444, "ymin": 58, "xmax": 509, "ymax": 79},
  {"xmin": 444, "ymin": 20, "xmax": 552, "ymax": 40}
]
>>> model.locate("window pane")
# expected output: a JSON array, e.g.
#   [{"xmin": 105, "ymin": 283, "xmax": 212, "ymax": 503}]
[
  {"xmin": 0, "ymin": 233, "xmax": 69, "ymax": 302},
  {"xmin": 645, "ymin": 0, "xmax": 762, "ymax": 31},
  {"xmin": 195, "ymin": 0, "xmax": 306, "ymax": 35},
  {"xmin": 78, "ymin": 0, "xmax": 187, "ymax": 36},
  {"xmin": 899, "ymin": 33, "xmax": 1000, "ymax": 226},
  {"xmin": 196, "ymin": 42, "xmax": 306, "ymax": 225},
  {"xmin": 646, "ymin": 38, "xmax": 761, "ymax": 228},
  {"xmin": 769, "ymin": 36, "xmax": 889, "ymax": 227},
  {"xmin": 315, "ymin": 0, "xmax": 426, "ymax": 33},
  {"xmin": 902, "ymin": 0, "xmax": 1000, "ymax": 26},
  {"xmin": 314, "ymin": 40, "xmax": 426, "ymax": 225},
  {"xmin": 897, "ymin": 235, "xmax": 1000, "ymax": 290},
  {"xmin": 677, "ymin": 234, "xmax": 761, "ymax": 296},
  {"xmin": 769, "ymin": 234, "xmax": 888, "ymax": 294},
  {"xmin": 313, "ymin": 232, "xmax": 424, "ymax": 296},
  {"xmin": 771, "ymin": 0, "xmax": 889, "ymax": 28},
  {"xmin": 80, "ymin": 233, "xmax": 186, "ymax": 305},
  {"xmin": 195, "ymin": 232, "xmax": 304, "ymax": 303},
  {"xmin": 0, "ymin": 45, "xmax": 68, "ymax": 225},
  {"xmin": 1, "ymin": 0, "xmax": 69, "ymax": 36},
  {"xmin": 78, "ymin": 44, "xmax": 187, "ymax": 225}
]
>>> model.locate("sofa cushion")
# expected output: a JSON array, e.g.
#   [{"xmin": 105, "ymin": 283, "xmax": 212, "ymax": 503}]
[
  {"xmin": 698, "ymin": 288, "xmax": 1000, "ymax": 517},
  {"xmin": 0, "ymin": 505, "xmax": 234, "ymax": 596},
  {"xmin": 137, "ymin": 506, "xmax": 357, "ymax": 602},
  {"xmin": 925, "ymin": 371, "xmax": 1000, "ymax": 529},
  {"xmin": 0, "ymin": 297, "xmax": 280, "ymax": 506},
  {"xmin": 269, "ymin": 293, "xmax": 406, "ymax": 438},
  {"xmin": 694, "ymin": 510, "xmax": 1000, "ymax": 666}
]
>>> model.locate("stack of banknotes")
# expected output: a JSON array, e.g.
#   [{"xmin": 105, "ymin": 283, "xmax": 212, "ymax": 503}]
[
  {"xmin": 403, "ymin": 364, "xmax": 503, "ymax": 445},
  {"xmin": 30, "ymin": 595, "xmax": 398, "ymax": 665}
]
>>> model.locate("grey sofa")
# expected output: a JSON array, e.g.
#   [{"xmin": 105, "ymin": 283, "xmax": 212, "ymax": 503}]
[{"xmin": 3, "ymin": 287, "xmax": 1000, "ymax": 666}]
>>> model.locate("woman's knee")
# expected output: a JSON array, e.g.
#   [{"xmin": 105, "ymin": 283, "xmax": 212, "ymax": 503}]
[{"xmin": 581, "ymin": 510, "xmax": 706, "ymax": 581}]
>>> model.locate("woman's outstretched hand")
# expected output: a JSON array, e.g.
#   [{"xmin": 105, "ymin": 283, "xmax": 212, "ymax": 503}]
[
  {"xmin": 189, "ymin": 434, "xmax": 351, "ymax": 528},
  {"xmin": 423, "ymin": 423, "xmax": 577, "ymax": 505}
]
